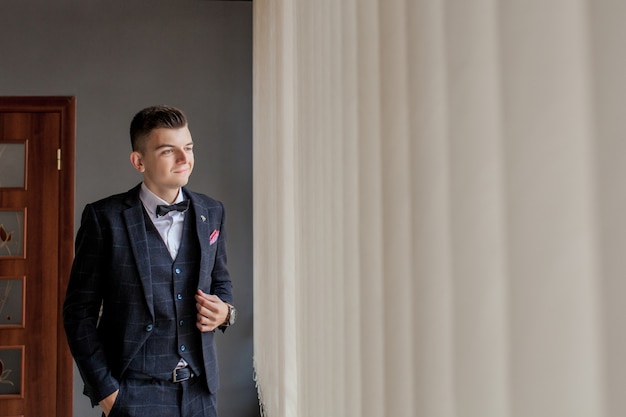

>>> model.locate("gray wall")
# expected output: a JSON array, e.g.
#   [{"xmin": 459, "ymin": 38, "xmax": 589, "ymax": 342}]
[{"xmin": 0, "ymin": 1, "xmax": 257, "ymax": 416}]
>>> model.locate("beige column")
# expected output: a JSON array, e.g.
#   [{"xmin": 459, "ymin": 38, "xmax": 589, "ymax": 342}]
[
  {"xmin": 410, "ymin": 0, "xmax": 455, "ymax": 415},
  {"xmin": 500, "ymin": 1, "xmax": 604, "ymax": 416},
  {"xmin": 443, "ymin": 1, "xmax": 511, "ymax": 416},
  {"xmin": 253, "ymin": 0, "xmax": 609, "ymax": 416}
]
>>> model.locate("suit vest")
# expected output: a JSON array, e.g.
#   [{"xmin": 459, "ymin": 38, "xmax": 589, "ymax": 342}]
[{"xmin": 127, "ymin": 208, "xmax": 203, "ymax": 379}]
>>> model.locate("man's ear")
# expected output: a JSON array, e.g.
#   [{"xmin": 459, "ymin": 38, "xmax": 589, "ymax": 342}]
[{"xmin": 130, "ymin": 151, "xmax": 145, "ymax": 173}]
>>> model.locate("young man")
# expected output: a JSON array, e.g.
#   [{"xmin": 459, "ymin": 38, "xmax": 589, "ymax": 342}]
[{"xmin": 63, "ymin": 105, "xmax": 236, "ymax": 417}]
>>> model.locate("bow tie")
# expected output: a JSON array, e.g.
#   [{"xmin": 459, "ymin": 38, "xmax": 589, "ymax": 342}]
[{"xmin": 156, "ymin": 200, "xmax": 190, "ymax": 217}]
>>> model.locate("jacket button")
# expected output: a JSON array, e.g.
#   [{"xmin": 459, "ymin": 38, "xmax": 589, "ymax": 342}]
[
  {"xmin": 175, "ymin": 268, "xmax": 182, "ymax": 274},
  {"xmin": 177, "ymin": 293, "xmax": 183, "ymax": 300},
  {"xmin": 146, "ymin": 324, "xmax": 153, "ymax": 332},
  {"xmin": 180, "ymin": 345, "xmax": 187, "ymax": 352}
]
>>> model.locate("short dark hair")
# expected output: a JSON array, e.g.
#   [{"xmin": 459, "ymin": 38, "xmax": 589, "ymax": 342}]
[{"xmin": 130, "ymin": 105, "xmax": 188, "ymax": 151}]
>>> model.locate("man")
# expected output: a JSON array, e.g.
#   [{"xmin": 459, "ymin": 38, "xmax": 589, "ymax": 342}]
[{"xmin": 63, "ymin": 105, "xmax": 236, "ymax": 417}]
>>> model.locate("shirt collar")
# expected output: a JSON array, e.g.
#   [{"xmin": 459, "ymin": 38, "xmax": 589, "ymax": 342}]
[{"xmin": 139, "ymin": 183, "xmax": 185, "ymax": 218}]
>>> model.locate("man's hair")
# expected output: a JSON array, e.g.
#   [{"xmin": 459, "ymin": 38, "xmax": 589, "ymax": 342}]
[{"xmin": 130, "ymin": 105, "xmax": 188, "ymax": 151}]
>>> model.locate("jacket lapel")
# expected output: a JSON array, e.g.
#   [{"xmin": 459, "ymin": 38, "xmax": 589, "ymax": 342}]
[
  {"xmin": 123, "ymin": 187, "xmax": 155, "ymax": 319},
  {"xmin": 188, "ymin": 190, "xmax": 212, "ymax": 292}
]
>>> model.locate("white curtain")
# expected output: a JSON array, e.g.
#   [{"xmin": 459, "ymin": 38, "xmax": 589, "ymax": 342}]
[{"xmin": 253, "ymin": 0, "xmax": 626, "ymax": 416}]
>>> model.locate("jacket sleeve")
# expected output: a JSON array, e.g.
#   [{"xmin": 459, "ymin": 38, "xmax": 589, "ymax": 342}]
[
  {"xmin": 63, "ymin": 204, "xmax": 119, "ymax": 406},
  {"xmin": 209, "ymin": 201, "xmax": 233, "ymax": 305}
]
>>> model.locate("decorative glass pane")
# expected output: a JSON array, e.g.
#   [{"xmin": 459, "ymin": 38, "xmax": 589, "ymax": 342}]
[
  {"xmin": 0, "ymin": 143, "xmax": 25, "ymax": 188},
  {"xmin": 0, "ymin": 211, "xmax": 24, "ymax": 258},
  {"xmin": 0, "ymin": 278, "xmax": 24, "ymax": 327},
  {"xmin": 0, "ymin": 346, "xmax": 23, "ymax": 397}
]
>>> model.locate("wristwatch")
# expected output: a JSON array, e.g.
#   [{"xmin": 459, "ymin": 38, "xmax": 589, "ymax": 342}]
[{"xmin": 224, "ymin": 304, "xmax": 237, "ymax": 327}]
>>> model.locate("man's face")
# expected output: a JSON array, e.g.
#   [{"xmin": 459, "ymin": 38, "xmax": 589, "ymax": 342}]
[{"xmin": 131, "ymin": 126, "xmax": 194, "ymax": 201}]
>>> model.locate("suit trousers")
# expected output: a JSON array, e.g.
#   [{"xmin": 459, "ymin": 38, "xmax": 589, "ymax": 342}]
[{"xmin": 104, "ymin": 375, "xmax": 217, "ymax": 417}]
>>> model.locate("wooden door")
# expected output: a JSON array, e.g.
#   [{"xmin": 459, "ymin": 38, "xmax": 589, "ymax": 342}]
[{"xmin": 0, "ymin": 97, "xmax": 75, "ymax": 417}]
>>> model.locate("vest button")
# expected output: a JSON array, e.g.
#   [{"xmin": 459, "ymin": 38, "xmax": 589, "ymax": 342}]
[
  {"xmin": 180, "ymin": 345, "xmax": 187, "ymax": 352},
  {"xmin": 175, "ymin": 268, "xmax": 182, "ymax": 274},
  {"xmin": 145, "ymin": 324, "xmax": 153, "ymax": 332},
  {"xmin": 177, "ymin": 293, "xmax": 183, "ymax": 300},
  {"xmin": 179, "ymin": 320, "xmax": 184, "ymax": 326}
]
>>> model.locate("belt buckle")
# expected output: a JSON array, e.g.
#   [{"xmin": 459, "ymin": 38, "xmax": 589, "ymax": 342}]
[{"xmin": 172, "ymin": 366, "xmax": 192, "ymax": 383}]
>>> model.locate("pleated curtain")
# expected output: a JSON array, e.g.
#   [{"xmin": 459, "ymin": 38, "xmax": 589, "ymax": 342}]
[{"xmin": 253, "ymin": 0, "xmax": 626, "ymax": 416}]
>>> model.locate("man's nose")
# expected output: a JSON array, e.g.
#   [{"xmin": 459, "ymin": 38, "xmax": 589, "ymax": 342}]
[{"xmin": 176, "ymin": 149, "xmax": 188, "ymax": 162}]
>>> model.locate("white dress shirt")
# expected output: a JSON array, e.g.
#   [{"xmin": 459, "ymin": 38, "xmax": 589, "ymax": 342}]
[{"xmin": 139, "ymin": 182, "xmax": 186, "ymax": 260}]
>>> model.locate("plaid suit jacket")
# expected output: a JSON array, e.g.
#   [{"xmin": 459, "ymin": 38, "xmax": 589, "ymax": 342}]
[{"xmin": 63, "ymin": 183, "xmax": 232, "ymax": 405}]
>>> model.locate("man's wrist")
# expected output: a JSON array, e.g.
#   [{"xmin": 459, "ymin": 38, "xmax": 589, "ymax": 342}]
[
  {"xmin": 99, "ymin": 389, "xmax": 119, "ymax": 416},
  {"xmin": 222, "ymin": 304, "xmax": 237, "ymax": 327}
]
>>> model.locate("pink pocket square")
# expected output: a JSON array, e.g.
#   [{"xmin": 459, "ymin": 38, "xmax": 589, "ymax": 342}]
[{"xmin": 209, "ymin": 229, "xmax": 220, "ymax": 245}]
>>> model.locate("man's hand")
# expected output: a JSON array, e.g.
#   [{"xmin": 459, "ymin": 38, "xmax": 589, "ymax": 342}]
[
  {"xmin": 99, "ymin": 389, "xmax": 119, "ymax": 417},
  {"xmin": 195, "ymin": 289, "xmax": 229, "ymax": 332}
]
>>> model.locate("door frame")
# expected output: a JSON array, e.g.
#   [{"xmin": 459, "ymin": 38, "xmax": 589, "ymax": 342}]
[{"xmin": 0, "ymin": 96, "xmax": 75, "ymax": 417}]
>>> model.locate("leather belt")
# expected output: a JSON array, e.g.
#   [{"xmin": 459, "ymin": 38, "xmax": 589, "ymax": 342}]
[
  {"xmin": 124, "ymin": 367, "xmax": 197, "ymax": 383},
  {"xmin": 172, "ymin": 366, "xmax": 194, "ymax": 383}
]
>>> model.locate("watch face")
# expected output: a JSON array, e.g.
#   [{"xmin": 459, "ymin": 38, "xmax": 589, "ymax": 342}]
[{"xmin": 229, "ymin": 306, "xmax": 237, "ymax": 325}]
